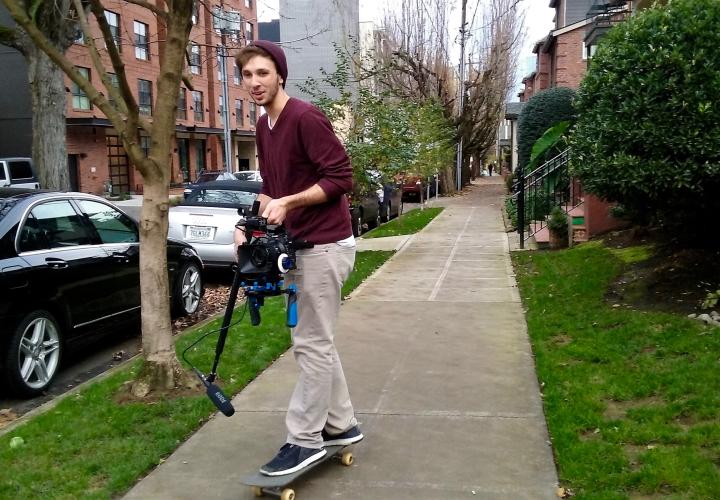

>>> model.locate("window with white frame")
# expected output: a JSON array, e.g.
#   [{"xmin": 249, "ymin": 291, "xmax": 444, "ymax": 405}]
[
  {"xmin": 235, "ymin": 99, "xmax": 243, "ymax": 126},
  {"xmin": 245, "ymin": 0, "xmax": 251, "ymax": 8},
  {"xmin": 234, "ymin": 63, "xmax": 240, "ymax": 85},
  {"xmin": 217, "ymin": 47, "xmax": 224, "ymax": 81},
  {"xmin": 134, "ymin": 21, "xmax": 150, "ymax": 60},
  {"xmin": 177, "ymin": 88, "xmax": 187, "ymax": 120},
  {"xmin": 74, "ymin": 28, "xmax": 85, "ymax": 45},
  {"xmin": 104, "ymin": 10, "xmax": 122, "ymax": 52},
  {"xmin": 249, "ymin": 102, "xmax": 256, "ymax": 126},
  {"xmin": 107, "ymin": 73, "xmax": 119, "ymax": 107},
  {"xmin": 245, "ymin": 21, "xmax": 253, "ymax": 42},
  {"xmin": 72, "ymin": 67, "xmax": 91, "ymax": 110},
  {"xmin": 190, "ymin": 44, "xmax": 202, "ymax": 75},
  {"xmin": 191, "ymin": 1, "xmax": 199, "ymax": 25},
  {"xmin": 138, "ymin": 79, "xmax": 152, "ymax": 115},
  {"xmin": 140, "ymin": 136, "xmax": 151, "ymax": 157},
  {"xmin": 219, "ymin": 95, "xmax": 225, "ymax": 126},
  {"xmin": 193, "ymin": 91, "xmax": 204, "ymax": 121}
]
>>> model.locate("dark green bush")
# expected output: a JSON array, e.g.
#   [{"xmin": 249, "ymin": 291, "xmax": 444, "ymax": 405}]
[
  {"xmin": 571, "ymin": 0, "xmax": 720, "ymax": 241},
  {"xmin": 517, "ymin": 87, "xmax": 576, "ymax": 172}
]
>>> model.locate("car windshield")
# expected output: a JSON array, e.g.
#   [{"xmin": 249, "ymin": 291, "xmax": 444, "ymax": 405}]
[{"xmin": 185, "ymin": 188, "xmax": 258, "ymax": 206}]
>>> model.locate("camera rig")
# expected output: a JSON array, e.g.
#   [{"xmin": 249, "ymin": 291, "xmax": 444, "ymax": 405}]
[{"xmin": 189, "ymin": 201, "xmax": 313, "ymax": 417}]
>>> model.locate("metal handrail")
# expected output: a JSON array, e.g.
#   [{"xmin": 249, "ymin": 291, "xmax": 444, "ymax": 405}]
[{"xmin": 514, "ymin": 148, "xmax": 583, "ymax": 248}]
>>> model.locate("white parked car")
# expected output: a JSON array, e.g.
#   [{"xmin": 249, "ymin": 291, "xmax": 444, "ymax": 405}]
[
  {"xmin": 168, "ymin": 180, "xmax": 262, "ymax": 269},
  {"xmin": 0, "ymin": 157, "xmax": 40, "ymax": 189}
]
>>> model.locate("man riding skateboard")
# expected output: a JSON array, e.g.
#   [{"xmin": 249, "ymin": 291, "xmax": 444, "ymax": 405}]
[{"xmin": 235, "ymin": 40, "xmax": 363, "ymax": 476}]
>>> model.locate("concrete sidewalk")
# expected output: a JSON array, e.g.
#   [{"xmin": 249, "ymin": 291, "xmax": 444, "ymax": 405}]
[{"xmin": 124, "ymin": 176, "xmax": 558, "ymax": 499}]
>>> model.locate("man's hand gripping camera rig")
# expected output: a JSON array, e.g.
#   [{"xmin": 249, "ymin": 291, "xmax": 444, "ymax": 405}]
[{"xmin": 190, "ymin": 201, "xmax": 312, "ymax": 417}]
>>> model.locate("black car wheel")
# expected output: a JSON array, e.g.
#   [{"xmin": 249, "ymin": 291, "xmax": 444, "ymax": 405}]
[
  {"xmin": 3, "ymin": 310, "xmax": 62, "ymax": 397},
  {"xmin": 352, "ymin": 209, "xmax": 363, "ymax": 237},
  {"xmin": 172, "ymin": 261, "xmax": 203, "ymax": 317},
  {"xmin": 381, "ymin": 202, "xmax": 391, "ymax": 223}
]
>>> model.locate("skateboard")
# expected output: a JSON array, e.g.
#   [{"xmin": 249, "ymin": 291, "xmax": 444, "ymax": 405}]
[{"xmin": 241, "ymin": 444, "xmax": 354, "ymax": 499}]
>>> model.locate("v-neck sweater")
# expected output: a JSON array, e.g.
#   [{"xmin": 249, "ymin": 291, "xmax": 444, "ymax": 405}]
[{"xmin": 256, "ymin": 98, "xmax": 353, "ymax": 244}]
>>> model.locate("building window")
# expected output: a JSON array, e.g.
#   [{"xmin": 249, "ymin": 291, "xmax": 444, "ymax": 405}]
[
  {"xmin": 74, "ymin": 29, "xmax": 85, "ymax": 45},
  {"xmin": 177, "ymin": 88, "xmax": 187, "ymax": 120},
  {"xmin": 235, "ymin": 99, "xmax": 243, "ymax": 127},
  {"xmin": 193, "ymin": 91, "xmax": 204, "ymax": 121},
  {"xmin": 134, "ymin": 21, "xmax": 150, "ymax": 60},
  {"xmin": 245, "ymin": 21, "xmax": 253, "ymax": 42},
  {"xmin": 195, "ymin": 139, "xmax": 205, "ymax": 172},
  {"xmin": 140, "ymin": 136, "xmax": 151, "ymax": 157},
  {"xmin": 234, "ymin": 63, "xmax": 241, "ymax": 85},
  {"xmin": 104, "ymin": 10, "xmax": 121, "ymax": 52},
  {"xmin": 245, "ymin": 0, "xmax": 252, "ymax": 8},
  {"xmin": 217, "ymin": 47, "xmax": 224, "ymax": 81},
  {"xmin": 249, "ymin": 102, "xmax": 256, "ymax": 126},
  {"xmin": 138, "ymin": 79, "xmax": 152, "ymax": 115},
  {"xmin": 219, "ymin": 95, "xmax": 225, "ymax": 126},
  {"xmin": 191, "ymin": 1, "xmax": 199, "ymax": 25},
  {"xmin": 72, "ymin": 67, "xmax": 91, "ymax": 110},
  {"xmin": 190, "ymin": 44, "xmax": 202, "ymax": 75},
  {"xmin": 107, "ymin": 72, "xmax": 119, "ymax": 107}
]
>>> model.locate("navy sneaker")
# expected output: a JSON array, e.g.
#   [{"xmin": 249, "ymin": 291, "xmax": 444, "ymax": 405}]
[
  {"xmin": 259, "ymin": 443, "xmax": 327, "ymax": 476},
  {"xmin": 322, "ymin": 425, "xmax": 364, "ymax": 446}
]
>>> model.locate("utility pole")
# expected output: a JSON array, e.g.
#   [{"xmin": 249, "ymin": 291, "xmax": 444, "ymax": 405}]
[
  {"xmin": 219, "ymin": 42, "xmax": 233, "ymax": 173},
  {"xmin": 455, "ymin": 0, "xmax": 467, "ymax": 192}
]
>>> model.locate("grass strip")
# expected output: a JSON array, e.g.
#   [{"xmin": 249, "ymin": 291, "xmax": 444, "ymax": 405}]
[
  {"xmin": 362, "ymin": 207, "xmax": 443, "ymax": 238},
  {"xmin": 0, "ymin": 250, "xmax": 394, "ymax": 499},
  {"xmin": 512, "ymin": 241, "xmax": 720, "ymax": 498}
]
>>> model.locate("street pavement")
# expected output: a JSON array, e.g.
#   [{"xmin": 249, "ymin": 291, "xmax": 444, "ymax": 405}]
[{"xmin": 124, "ymin": 176, "xmax": 558, "ymax": 499}]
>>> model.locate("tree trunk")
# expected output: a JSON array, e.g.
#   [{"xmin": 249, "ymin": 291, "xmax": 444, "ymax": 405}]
[
  {"xmin": 131, "ymin": 178, "xmax": 197, "ymax": 396},
  {"xmin": 27, "ymin": 46, "xmax": 70, "ymax": 190}
]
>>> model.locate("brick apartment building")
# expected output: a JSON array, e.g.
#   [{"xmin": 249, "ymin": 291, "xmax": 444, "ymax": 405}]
[
  {"xmin": 7, "ymin": 1, "xmax": 261, "ymax": 195},
  {"xmin": 517, "ymin": 0, "xmax": 660, "ymax": 101}
]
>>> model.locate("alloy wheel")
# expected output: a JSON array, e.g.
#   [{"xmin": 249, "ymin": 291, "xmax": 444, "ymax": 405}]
[{"xmin": 18, "ymin": 316, "xmax": 61, "ymax": 390}]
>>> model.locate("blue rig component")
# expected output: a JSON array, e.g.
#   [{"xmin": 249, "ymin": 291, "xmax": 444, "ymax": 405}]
[{"xmin": 242, "ymin": 280, "xmax": 298, "ymax": 327}]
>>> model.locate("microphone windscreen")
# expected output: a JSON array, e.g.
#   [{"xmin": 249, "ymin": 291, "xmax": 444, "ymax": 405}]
[{"xmin": 207, "ymin": 383, "xmax": 235, "ymax": 417}]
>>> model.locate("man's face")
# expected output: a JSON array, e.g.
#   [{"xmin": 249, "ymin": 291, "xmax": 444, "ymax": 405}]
[{"xmin": 241, "ymin": 55, "xmax": 283, "ymax": 107}]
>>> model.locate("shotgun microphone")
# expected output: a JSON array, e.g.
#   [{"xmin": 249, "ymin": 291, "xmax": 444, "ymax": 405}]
[{"xmin": 193, "ymin": 369, "xmax": 235, "ymax": 417}]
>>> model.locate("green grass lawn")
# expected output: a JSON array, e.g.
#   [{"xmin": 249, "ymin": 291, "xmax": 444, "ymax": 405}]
[
  {"xmin": 512, "ymin": 241, "xmax": 720, "ymax": 499},
  {"xmin": 0, "ymin": 250, "xmax": 394, "ymax": 499},
  {"xmin": 362, "ymin": 207, "xmax": 443, "ymax": 238}
]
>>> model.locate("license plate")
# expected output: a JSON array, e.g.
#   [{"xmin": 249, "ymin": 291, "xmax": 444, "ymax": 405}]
[{"xmin": 187, "ymin": 225, "xmax": 213, "ymax": 240}]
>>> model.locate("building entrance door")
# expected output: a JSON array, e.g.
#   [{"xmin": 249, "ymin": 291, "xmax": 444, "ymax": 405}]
[
  {"xmin": 68, "ymin": 154, "xmax": 79, "ymax": 191},
  {"xmin": 178, "ymin": 138, "xmax": 190, "ymax": 182},
  {"xmin": 106, "ymin": 136, "xmax": 130, "ymax": 194}
]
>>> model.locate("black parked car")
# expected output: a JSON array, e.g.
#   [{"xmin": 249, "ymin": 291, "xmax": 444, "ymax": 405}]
[
  {"xmin": 0, "ymin": 189, "xmax": 204, "ymax": 397},
  {"xmin": 348, "ymin": 171, "xmax": 401, "ymax": 237},
  {"xmin": 183, "ymin": 170, "xmax": 235, "ymax": 198}
]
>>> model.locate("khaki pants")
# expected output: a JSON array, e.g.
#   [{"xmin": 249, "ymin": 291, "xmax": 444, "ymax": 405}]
[{"xmin": 283, "ymin": 243, "xmax": 357, "ymax": 448}]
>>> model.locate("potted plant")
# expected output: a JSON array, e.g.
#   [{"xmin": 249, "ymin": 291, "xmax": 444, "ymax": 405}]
[{"xmin": 547, "ymin": 206, "xmax": 569, "ymax": 249}]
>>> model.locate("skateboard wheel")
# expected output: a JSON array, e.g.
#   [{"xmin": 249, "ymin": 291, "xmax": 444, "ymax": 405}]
[
  {"xmin": 250, "ymin": 485, "xmax": 263, "ymax": 497},
  {"xmin": 280, "ymin": 488, "xmax": 295, "ymax": 500},
  {"xmin": 341, "ymin": 451, "xmax": 354, "ymax": 466}
]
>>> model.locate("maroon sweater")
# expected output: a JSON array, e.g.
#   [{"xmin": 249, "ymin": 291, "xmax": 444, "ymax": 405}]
[{"xmin": 256, "ymin": 98, "xmax": 353, "ymax": 244}]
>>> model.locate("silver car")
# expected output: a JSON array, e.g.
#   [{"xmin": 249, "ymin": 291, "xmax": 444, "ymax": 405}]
[{"xmin": 168, "ymin": 180, "xmax": 261, "ymax": 269}]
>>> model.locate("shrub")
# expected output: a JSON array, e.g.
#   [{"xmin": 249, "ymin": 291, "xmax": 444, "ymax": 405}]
[
  {"xmin": 517, "ymin": 87, "xmax": 576, "ymax": 172},
  {"xmin": 571, "ymin": 0, "xmax": 720, "ymax": 241}
]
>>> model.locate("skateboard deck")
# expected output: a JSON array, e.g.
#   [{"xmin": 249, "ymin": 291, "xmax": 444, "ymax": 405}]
[{"xmin": 241, "ymin": 444, "xmax": 353, "ymax": 499}]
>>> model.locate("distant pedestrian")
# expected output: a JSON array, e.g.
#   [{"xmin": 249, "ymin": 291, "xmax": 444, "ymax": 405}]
[{"xmin": 488, "ymin": 163, "xmax": 494, "ymax": 176}]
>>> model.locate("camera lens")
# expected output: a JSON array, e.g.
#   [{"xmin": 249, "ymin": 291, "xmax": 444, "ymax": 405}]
[{"xmin": 250, "ymin": 245, "xmax": 269, "ymax": 268}]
